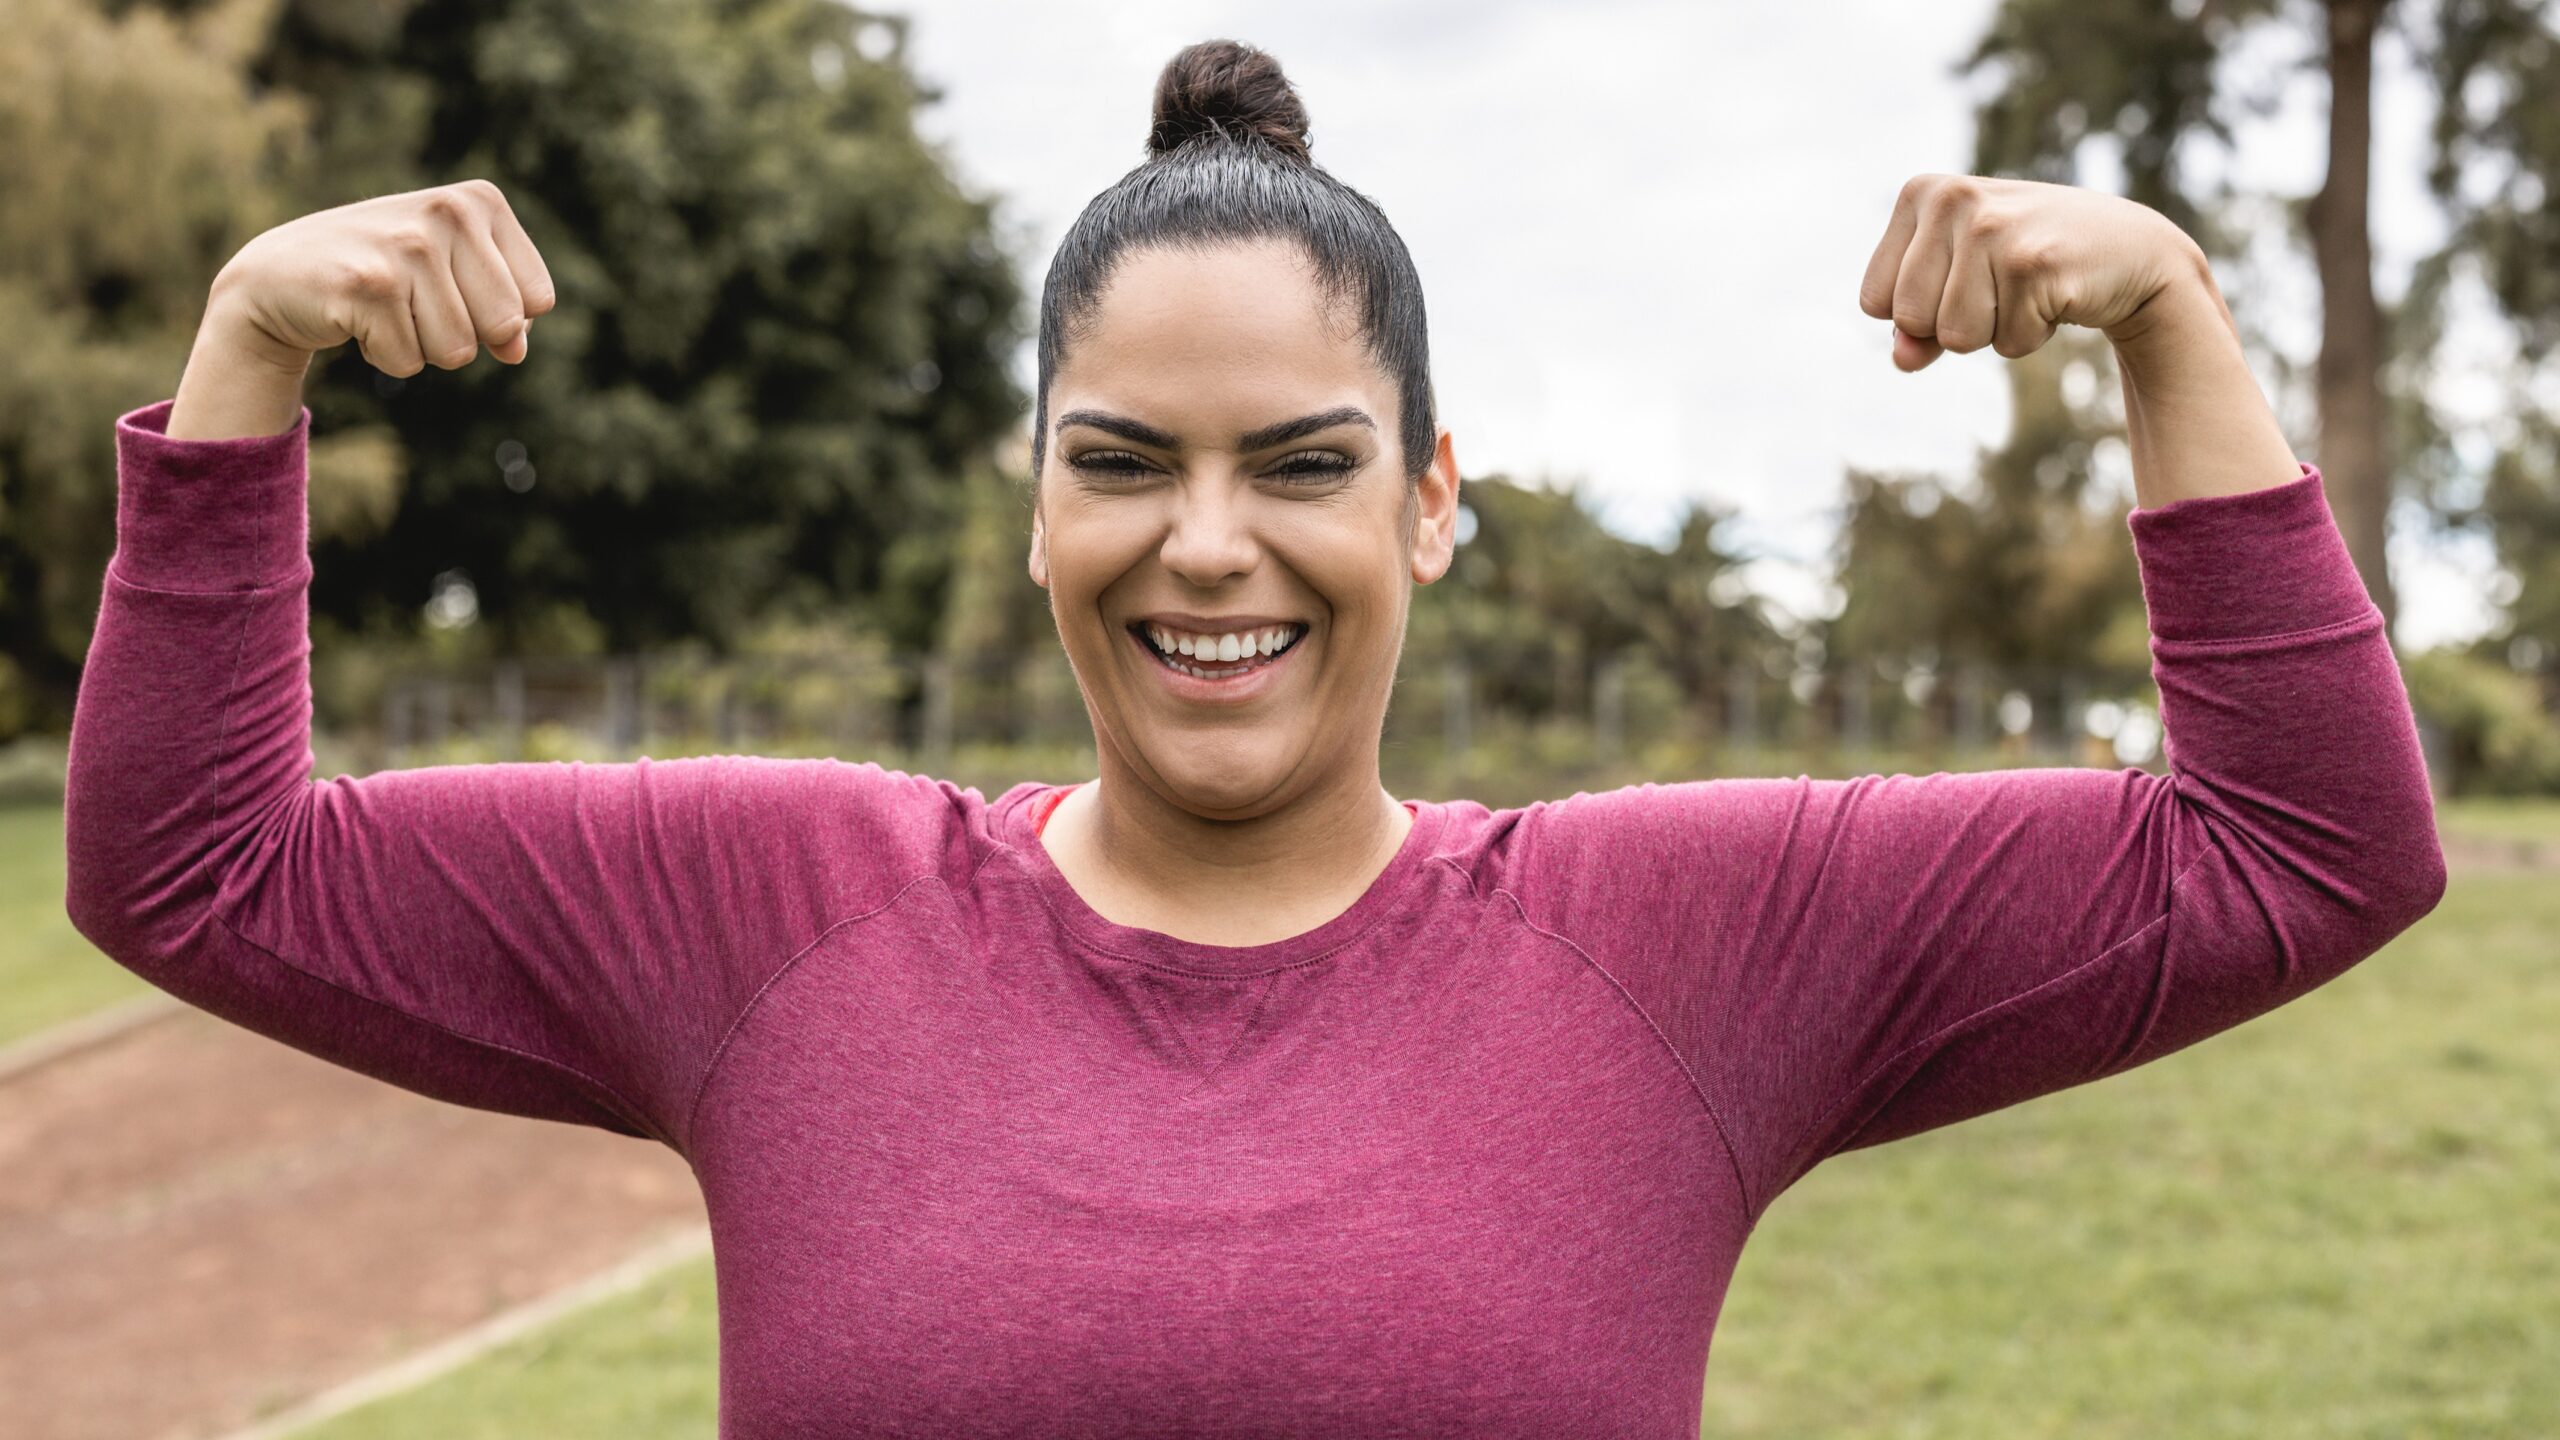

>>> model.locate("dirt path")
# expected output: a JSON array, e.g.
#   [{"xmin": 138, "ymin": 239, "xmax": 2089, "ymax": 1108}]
[{"xmin": 0, "ymin": 1005, "xmax": 705, "ymax": 1440}]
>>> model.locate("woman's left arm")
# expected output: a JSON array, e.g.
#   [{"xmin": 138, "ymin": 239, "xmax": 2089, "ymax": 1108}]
[{"xmin": 1493, "ymin": 178, "xmax": 2446, "ymax": 1223}]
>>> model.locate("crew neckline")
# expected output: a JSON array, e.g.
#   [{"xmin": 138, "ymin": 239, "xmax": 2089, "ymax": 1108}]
[{"xmin": 1001, "ymin": 781, "xmax": 1442, "ymax": 976}]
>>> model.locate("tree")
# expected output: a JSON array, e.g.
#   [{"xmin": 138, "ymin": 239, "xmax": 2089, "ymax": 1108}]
[
  {"xmin": 1963, "ymin": 0, "xmax": 2560, "ymax": 646},
  {"xmin": 2417, "ymin": 0, "xmax": 2560, "ymax": 688},
  {"xmin": 145, "ymin": 0, "xmax": 1026, "ymax": 664},
  {"xmin": 1825, "ymin": 334, "xmax": 2151, "ymax": 686},
  {"xmin": 0, "ymin": 0, "xmax": 311, "ymax": 738}
]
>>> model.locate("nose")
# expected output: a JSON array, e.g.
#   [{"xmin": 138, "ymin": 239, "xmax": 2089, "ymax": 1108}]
[{"xmin": 1157, "ymin": 479, "xmax": 1260, "ymax": 587}]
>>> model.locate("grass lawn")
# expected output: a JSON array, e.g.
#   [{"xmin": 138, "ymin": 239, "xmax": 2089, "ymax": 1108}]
[
  {"xmin": 289, "ymin": 860, "xmax": 2559, "ymax": 1439},
  {"xmin": 2437, "ymin": 795, "xmax": 2560, "ymax": 847},
  {"xmin": 0, "ymin": 803, "xmax": 151, "ymax": 1049}
]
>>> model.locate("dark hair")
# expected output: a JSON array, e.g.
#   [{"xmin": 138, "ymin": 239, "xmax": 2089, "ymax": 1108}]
[{"xmin": 1031, "ymin": 40, "xmax": 1436, "ymax": 487}]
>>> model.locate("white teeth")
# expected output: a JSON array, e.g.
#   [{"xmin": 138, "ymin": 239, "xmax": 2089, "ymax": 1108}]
[{"xmin": 1138, "ymin": 622, "xmax": 1306, "ymax": 667}]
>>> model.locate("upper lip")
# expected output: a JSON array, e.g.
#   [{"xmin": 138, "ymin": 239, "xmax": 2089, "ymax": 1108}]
[{"xmin": 1130, "ymin": 613, "xmax": 1308, "ymax": 633}]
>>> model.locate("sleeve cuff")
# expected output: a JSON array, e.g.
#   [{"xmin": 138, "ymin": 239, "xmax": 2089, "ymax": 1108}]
[
  {"xmin": 111, "ymin": 398, "xmax": 314, "ymax": 592},
  {"xmin": 2125, "ymin": 463, "xmax": 2380, "ymax": 644}
]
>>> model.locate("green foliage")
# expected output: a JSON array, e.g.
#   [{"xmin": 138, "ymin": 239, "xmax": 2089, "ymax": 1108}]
[
  {"xmin": 0, "ymin": 0, "xmax": 309, "ymax": 737},
  {"xmin": 238, "ymin": 0, "xmax": 1028, "ymax": 663},
  {"xmin": 1967, "ymin": 0, "xmax": 2560, "ymax": 721},
  {"xmin": 2, "ymin": 0, "xmax": 1026, "ymax": 737},
  {"xmin": 2405, "ymin": 645, "xmax": 2560, "ymax": 793},
  {"xmin": 2417, "ymin": 0, "xmax": 2560, "ymax": 670},
  {"xmin": 1404, "ymin": 470, "xmax": 1781, "ymax": 723},
  {"xmin": 1963, "ymin": 0, "xmax": 2282, "ymax": 248},
  {"xmin": 1827, "ymin": 334, "xmax": 2150, "ymax": 684}
]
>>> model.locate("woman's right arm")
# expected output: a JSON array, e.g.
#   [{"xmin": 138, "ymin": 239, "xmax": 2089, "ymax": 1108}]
[{"xmin": 65, "ymin": 184, "xmax": 984, "ymax": 1158}]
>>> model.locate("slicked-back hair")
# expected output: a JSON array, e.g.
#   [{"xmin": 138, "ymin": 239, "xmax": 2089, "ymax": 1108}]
[{"xmin": 1031, "ymin": 40, "xmax": 1435, "ymax": 491}]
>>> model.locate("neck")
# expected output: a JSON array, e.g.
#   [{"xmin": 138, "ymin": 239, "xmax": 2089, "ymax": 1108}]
[{"xmin": 1047, "ymin": 755, "xmax": 1413, "ymax": 946}]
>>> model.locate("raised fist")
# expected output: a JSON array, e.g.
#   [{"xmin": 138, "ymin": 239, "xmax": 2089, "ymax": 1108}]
[
  {"xmin": 207, "ymin": 178, "xmax": 557, "ymax": 376},
  {"xmin": 1859, "ymin": 174, "xmax": 2204, "ymax": 372}
]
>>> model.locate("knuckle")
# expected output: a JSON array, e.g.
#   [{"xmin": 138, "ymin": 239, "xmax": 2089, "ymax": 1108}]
[
  {"xmin": 2003, "ymin": 239, "xmax": 2058, "ymax": 277},
  {"xmin": 418, "ymin": 188, "xmax": 469, "ymax": 226},
  {"xmin": 433, "ymin": 343, "xmax": 479, "ymax": 370},
  {"xmin": 458, "ymin": 177, "xmax": 505, "ymax": 207},
  {"xmin": 1963, "ymin": 209, "xmax": 2007, "ymax": 246},
  {"xmin": 1891, "ymin": 296, "xmax": 1936, "ymax": 334},
  {"xmin": 337, "ymin": 257, "xmax": 401, "ymax": 301},
  {"xmin": 385, "ymin": 225, "xmax": 438, "ymax": 262}
]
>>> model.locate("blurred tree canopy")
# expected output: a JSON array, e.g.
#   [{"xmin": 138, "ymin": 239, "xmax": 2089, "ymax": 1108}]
[
  {"xmin": 1958, "ymin": 0, "xmax": 2560, "ymax": 668},
  {"xmin": 1827, "ymin": 335, "xmax": 2150, "ymax": 689},
  {"xmin": 0, "ymin": 0, "xmax": 307, "ymax": 737},
  {"xmin": 1407, "ymin": 472, "xmax": 1783, "ymax": 724},
  {"xmin": 234, "ymin": 0, "xmax": 1028, "ymax": 664},
  {"xmin": 0, "ymin": 0, "xmax": 1024, "ymax": 740}
]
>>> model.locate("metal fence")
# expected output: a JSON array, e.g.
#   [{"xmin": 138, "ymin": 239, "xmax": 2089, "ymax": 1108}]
[{"xmin": 370, "ymin": 647, "xmax": 2184, "ymax": 778}]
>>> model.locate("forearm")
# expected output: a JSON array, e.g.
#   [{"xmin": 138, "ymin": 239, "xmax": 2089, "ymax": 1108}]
[{"xmin": 2109, "ymin": 251, "xmax": 2305, "ymax": 508}]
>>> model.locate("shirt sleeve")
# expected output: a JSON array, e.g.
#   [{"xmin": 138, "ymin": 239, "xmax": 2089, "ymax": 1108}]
[
  {"xmin": 1493, "ymin": 463, "xmax": 2447, "ymax": 1225},
  {"xmin": 64, "ymin": 399, "xmax": 984, "ymax": 1159}
]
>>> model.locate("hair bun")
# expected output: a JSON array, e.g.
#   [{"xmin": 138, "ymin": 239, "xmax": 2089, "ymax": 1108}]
[{"xmin": 1148, "ymin": 40, "xmax": 1312, "ymax": 164}]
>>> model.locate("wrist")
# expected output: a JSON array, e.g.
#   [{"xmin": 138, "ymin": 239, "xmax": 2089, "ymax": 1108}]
[
  {"xmin": 2104, "ymin": 243, "xmax": 2231, "ymax": 374},
  {"xmin": 166, "ymin": 293, "xmax": 315, "ymax": 442}
]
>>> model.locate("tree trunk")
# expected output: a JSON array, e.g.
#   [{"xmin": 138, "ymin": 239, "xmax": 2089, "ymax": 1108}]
[{"xmin": 2310, "ymin": 0, "xmax": 2397, "ymax": 634}]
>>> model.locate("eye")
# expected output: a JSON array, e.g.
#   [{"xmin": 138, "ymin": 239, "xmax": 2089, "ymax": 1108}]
[
  {"xmin": 1270, "ymin": 452, "xmax": 1356, "ymax": 482},
  {"xmin": 1066, "ymin": 450, "xmax": 1155, "ymax": 477}
]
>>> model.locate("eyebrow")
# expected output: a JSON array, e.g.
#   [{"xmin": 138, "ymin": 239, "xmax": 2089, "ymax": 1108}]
[{"xmin": 1056, "ymin": 406, "xmax": 1377, "ymax": 454}]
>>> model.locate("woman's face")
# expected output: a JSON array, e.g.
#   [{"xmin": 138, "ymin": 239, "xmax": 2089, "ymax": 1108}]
[{"xmin": 1030, "ymin": 237, "xmax": 1460, "ymax": 821}]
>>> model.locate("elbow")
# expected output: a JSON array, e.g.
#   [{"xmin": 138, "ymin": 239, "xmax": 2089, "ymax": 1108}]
[
  {"xmin": 2329, "ymin": 820, "xmax": 2448, "ymax": 956},
  {"xmin": 2376, "ymin": 825, "xmax": 2450, "ymax": 933},
  {"xmin": 63, "ymin": 840, "xmax": 149, "ymax": 966}
]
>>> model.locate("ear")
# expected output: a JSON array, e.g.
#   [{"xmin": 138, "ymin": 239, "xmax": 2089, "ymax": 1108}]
[
  {"xmin": 1408, "ymin": 428, "xmax": 1460, "ymax": 585},
  {"xmin": 1027, "ymin": 496, "xmax": 1051, "ymax": 589}
]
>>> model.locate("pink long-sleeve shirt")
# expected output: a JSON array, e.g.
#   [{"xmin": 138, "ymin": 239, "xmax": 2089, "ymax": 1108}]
[{"xmin": 66, "ymin": 397, "xmax": 2445, "ymax": 1438}]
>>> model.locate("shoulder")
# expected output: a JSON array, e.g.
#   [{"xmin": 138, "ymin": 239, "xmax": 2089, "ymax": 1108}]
[
  {"xmin": 1435, "ymin": 778, "xmax": 1808, "ymax": 906},
  {"xmin": 625, "ymin": 754, "xmax": 1003, "ymax": 900}
]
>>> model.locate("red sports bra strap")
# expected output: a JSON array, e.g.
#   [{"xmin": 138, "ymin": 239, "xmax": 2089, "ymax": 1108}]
[{"xmin": 1033, "ymin": 783, "xmax": 1076, "ymax": 838}]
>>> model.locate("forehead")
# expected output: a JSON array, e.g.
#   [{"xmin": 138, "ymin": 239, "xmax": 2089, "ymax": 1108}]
[{"xmin": 1052, "ymin": 238, "xmax": 1385, "ymax": 416}]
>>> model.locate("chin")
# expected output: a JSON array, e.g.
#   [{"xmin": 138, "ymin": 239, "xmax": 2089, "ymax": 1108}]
[{"xmin": 1144, "ymin": 750, "xmax": 1299, "ymax": 818}]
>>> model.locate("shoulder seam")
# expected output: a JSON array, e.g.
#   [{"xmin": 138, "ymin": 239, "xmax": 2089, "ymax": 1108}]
[
  {"xmin": 680, "ymin": 839, "xmax": 1002, "ymax": 1155},
  {"xmin": 1433, "ymin": 854, "xmax": 1759, "ymax": 1219},
  {"xmin": 682, "ymin": 787, "xmax": 1004, "ymax": 1154}
]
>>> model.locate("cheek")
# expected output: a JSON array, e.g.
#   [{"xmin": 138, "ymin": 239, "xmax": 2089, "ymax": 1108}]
[{"xmin": 1043, "ymin": 507, "xmax": 1153, "ymax": 607}]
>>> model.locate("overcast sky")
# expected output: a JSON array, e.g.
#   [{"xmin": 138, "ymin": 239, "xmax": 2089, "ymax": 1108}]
[{"xmin": 890, "ymin": 0, "xmax": 2507, "ymax": 649}]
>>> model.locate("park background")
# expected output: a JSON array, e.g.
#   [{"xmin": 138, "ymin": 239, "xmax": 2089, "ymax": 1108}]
[{"xmin": 1, "ymin": 0, "xmax": 2554, "ymax": 1436}]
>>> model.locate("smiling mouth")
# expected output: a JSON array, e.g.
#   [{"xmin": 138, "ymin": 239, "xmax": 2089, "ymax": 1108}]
[{"xmin": 1125, "ymin": 621, "xmax": 1308, "ymax": 681}]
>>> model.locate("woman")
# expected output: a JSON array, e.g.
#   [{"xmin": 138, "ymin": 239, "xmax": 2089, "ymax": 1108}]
[{"xmin": 67, "ymin": 38, "xmax": 2443, "ymax": 1439}]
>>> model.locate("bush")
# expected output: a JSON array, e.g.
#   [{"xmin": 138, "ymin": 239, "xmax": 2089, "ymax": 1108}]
[{"xmin": 2403, "ymin": 648, "xmax": 2560, "ymax": 795}]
